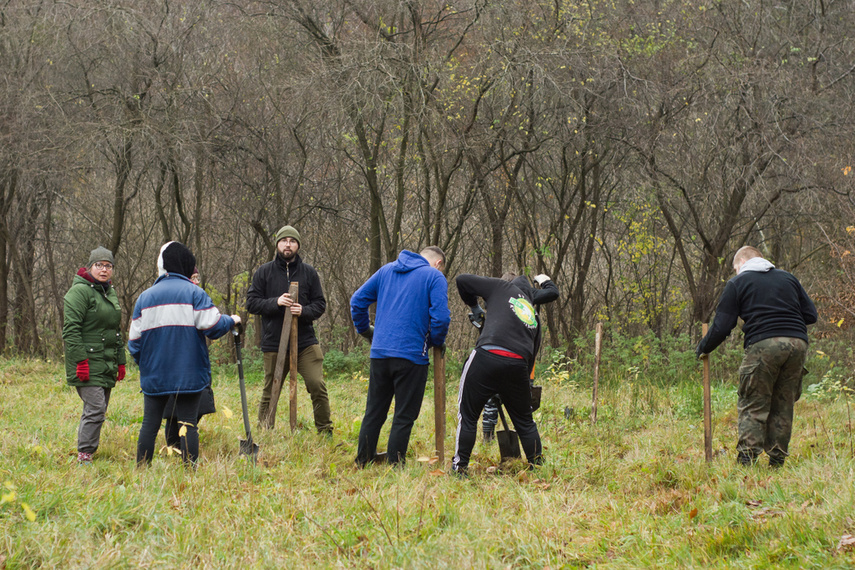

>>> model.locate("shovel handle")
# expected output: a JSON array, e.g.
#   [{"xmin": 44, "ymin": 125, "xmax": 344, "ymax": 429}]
[{"xmin": 497, "ymin": 400, "xmax": 511, "ymax": 432}]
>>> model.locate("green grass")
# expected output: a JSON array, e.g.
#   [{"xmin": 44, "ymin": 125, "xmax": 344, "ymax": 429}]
[{"xmin": 2, "ymin": 352, "xmax": 855, "ymax": 569}]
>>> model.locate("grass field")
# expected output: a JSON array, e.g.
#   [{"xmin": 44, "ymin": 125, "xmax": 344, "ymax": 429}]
[{"xmin": 1, "ymin": 340, "xmax": 855, "ymax": 569}]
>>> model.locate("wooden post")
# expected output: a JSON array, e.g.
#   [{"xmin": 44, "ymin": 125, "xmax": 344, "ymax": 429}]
[
  {"xmin": 264, "ymin": 282, "xmax": 298, "ymax": 428},
  {"xmin": 288, "ymin": 285, "xmax": 299, "ymax": 432},
  {"xmin": 591, "ymin": 322, "xmax": 603, "ymax": 424},
  {"xmin": 702, "ymin": 323, "xmax": 713, "ymax": 462},
  {"xmin": 433, "ymin": 346, "xmax": 446, "ymax": 465}
]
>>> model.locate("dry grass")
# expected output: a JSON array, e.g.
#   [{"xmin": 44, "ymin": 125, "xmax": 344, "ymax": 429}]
[{"xmin": 1, "ymin": 350, "xmax": 855, "ymax": 569}]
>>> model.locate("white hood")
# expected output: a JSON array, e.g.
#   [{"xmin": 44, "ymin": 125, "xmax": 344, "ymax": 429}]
[{"xmin": 738, "ymin": 257, "xmax": 775, "ymax": 274}]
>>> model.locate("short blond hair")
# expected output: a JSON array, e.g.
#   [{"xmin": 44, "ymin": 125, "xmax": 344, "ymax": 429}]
[
  {"xmin": 420, "ymin": 246, "xmax": 446, "ymax": 268},
  {"xmin": 733, "ymin": 246, "xmax": 763, "ymax": 270}
]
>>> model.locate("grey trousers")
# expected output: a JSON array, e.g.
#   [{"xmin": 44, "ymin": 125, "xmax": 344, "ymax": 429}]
[{"xmin": 76, "ymin": 386, "xmax": 112, "ymax": 454}]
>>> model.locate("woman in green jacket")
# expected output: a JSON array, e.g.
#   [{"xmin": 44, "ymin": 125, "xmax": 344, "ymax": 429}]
[{"xmin": 62, "ymin": 247, "xmax": 126, "ymax": 464}]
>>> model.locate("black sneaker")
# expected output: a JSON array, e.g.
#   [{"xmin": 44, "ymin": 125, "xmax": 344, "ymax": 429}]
[{"xmin": 451, "ymin": 467, "xmax": 469, "ymax": 479}]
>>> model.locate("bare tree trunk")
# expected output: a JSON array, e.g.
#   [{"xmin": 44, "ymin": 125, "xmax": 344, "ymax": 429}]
[
  {"xmin": 0, "ymin": 167, "xmax": 15, "ymax": 354},
  {"xmin": 44, "ymin": 193, "xmax": 64, "ymax": 339},
  {"xmin": 108, "ymin": 136, "xmax": 133, "ymax": 254}
]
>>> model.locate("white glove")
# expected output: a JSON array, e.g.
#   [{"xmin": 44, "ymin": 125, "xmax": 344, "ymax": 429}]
[
  {"xmin": 231, "ymin": 315, "xmax": 242, "ymax": 326},
  {"xmin": 534, "ymin": 274, "xmax": 551, "ymax": 286}
]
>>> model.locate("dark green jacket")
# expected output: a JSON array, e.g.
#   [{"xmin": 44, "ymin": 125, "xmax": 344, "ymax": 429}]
[{"xmin": 62, "ymin": 273, "xmax": 126, "ymax": 387}]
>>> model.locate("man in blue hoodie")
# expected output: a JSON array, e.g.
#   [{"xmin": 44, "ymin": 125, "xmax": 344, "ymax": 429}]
[
  {"xmin": 696, "ymin": 246, "xmax": 817, "ymax": 468},
  {"xmin": 351, "ymin": 247, "xmax": 451, "ymax": 467}
]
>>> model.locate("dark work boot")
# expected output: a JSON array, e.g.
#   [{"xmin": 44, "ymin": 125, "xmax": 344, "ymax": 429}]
[
  {"xmin": 768, "ymin": 455, "xmax": 785, "ymax": 469},
  {"xmin": 736, "ymin": 451, "xmax": 757, "ymax": 466}
]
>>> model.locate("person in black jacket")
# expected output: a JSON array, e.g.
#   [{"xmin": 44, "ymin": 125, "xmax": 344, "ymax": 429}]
[
  {"xmin": 452, "ymin": 272, "xmax": 559, "ymax": 475},
  {"xmin": 479, "ymin": 274, "xmax": 557, "ymax": 440},
  {"xmin": 696, "ymin": 246, "xmax": 817, "ymax": 468},
  {"xmin": 246, "ymin": 225, "xmax": 332, "ymax": 433}
]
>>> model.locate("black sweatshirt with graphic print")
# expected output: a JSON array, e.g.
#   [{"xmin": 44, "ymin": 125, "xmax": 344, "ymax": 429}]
[{"xmin": 456, "ymin": 274, "xmax": 558, "ymax": 363}]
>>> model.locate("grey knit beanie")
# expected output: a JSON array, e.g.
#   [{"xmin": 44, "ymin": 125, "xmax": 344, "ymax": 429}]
[{"xmin": 88, "ymin": 246, "xmax": 115, "ymax": 267}]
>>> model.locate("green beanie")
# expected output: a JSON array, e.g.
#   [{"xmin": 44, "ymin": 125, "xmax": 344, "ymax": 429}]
[
  {"xmin": 88, "ymin": 246, "xmax": 115, "ymax": 267},
  {"xmin": 274, "ymin": 225, "xmax": 301, "ymax": 246}
]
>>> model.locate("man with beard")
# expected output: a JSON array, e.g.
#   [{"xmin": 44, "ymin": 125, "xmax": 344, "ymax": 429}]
[{"xmin": 246, "ymin": 225, "xmax": 332, "ymax": 434}]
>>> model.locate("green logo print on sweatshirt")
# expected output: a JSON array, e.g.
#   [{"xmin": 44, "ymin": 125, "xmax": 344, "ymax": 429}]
[{"xmin": 508, "ymin": 296, "xmax": 537, "ymax": 328}]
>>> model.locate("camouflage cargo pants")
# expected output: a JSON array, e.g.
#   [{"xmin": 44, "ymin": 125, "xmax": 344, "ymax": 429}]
[{"xmin": 737, "ymin": 337, "xmax": 808, "ymax": 464}]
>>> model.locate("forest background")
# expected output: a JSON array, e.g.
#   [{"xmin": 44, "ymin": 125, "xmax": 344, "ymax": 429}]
[{"xmin": 2, "ymin": 0, "xmax": 855, "ymax": 359}]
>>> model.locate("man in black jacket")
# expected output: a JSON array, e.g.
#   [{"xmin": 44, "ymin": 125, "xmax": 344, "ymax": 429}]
[
  {"xmin": 452, "ymin": 272, "xmax": 558, "ymax": 475},
  {"xmin": 246, "ymin": 225, "xmax": 332, "ymax": 433},
  {"xmin": 696, "ymin": 246, "xmax": 817, "ymax": 467}
]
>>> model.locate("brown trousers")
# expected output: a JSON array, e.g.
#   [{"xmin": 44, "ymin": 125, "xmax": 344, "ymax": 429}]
[{"xmin": 257, "ymin": 344, "xmax": 332, "ymax": 432}]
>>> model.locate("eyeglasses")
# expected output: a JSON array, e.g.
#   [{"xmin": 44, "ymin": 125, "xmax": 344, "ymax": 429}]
[{"xmin": 93, "ymin": 262, "xmax": 113, "ymax": 270}]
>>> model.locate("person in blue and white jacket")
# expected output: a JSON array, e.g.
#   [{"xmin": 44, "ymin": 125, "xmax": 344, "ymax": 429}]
[{"xmin": 129, "ymin": 241, "xmax": 241, "ymax": 466}]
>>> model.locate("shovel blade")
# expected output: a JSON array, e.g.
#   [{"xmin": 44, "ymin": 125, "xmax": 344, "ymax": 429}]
[
  {"xmin": 530, "ymin": 385, "xmax": 542, "ymax": 412},
  {"xmin": 496, "ymin": 429, "xmax": 521, "ymax": 460},
  {"xmin": 240, "ymin": 438, "xmax": 260, "ymax": 463}
]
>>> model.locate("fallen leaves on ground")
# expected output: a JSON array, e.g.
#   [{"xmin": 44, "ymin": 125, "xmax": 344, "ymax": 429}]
[{"xmin": 837, "ymin": 535, "xmax": 855, "ymax": 552}]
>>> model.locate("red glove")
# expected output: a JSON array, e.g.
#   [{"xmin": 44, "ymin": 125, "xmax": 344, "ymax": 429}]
[
  {"xmin": 117, "ymin": 364, "xmax": 126, "ymax": 382},
  {"xmin": 76, "ymin": 360, "xmax": 90, "ymax": 381}
]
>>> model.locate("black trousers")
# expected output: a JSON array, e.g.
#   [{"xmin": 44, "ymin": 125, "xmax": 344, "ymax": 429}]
[
  {"xmin": 137, "ymin": 392, "xmax": 202, "ymax": 466},
  {"xmin": 453, "ymin": 348, "xmax": 542, "ymax": 472},
  {"xmin": 356, "ymin": 357, "xmax": 429, "ymax": 466}
]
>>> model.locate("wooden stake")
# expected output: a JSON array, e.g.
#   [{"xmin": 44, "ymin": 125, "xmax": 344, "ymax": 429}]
[
  {"xmin": 264, "ymin": 281, "xmax": 298, "ymax": 429},
  {"xmin": 702, "ymin": 323, "xmax": 713, "ymax": 462},
  {"xmin": 591, "ymin": 322, "xmax": 603, "ymax": 424},
  {"xmin": 288, "ymin": 285, "xmax": 299, "ymax": 432},
  {"xmin": 433, "ymin": 346, "xmax": 446, "ymax": 465}
]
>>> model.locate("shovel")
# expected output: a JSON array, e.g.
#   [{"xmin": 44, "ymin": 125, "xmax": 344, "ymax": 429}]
[
  {"xmin": 232, "ymin": 324, "xmax": 259, "ymax": 463},
  {"xmin": 495, "ymin": 399, "xmax": 521, "ymax": 461}
]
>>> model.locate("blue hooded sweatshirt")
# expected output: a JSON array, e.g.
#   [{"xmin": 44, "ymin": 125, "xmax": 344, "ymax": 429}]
[{"xmin": 350, "ymin": 250, "xmax": 450, "ymax": 365}]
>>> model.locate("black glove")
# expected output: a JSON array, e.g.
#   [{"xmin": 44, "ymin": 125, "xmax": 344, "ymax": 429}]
[
  {"xmin": 359, "ymin": 325, "xmax": 374, "ymax": 343},
  {"xmin": 695, "ymin": 343, "xmax": 705, "ymax": 360},
  {"xmin": 468, "ymin": 305, "xmax": 485, "ymax": 329}
]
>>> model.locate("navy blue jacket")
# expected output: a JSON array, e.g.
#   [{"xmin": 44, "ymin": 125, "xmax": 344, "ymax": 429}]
[{"xmin": 129, "ymin": 273, "xmax": 234, "ymax": 396}]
